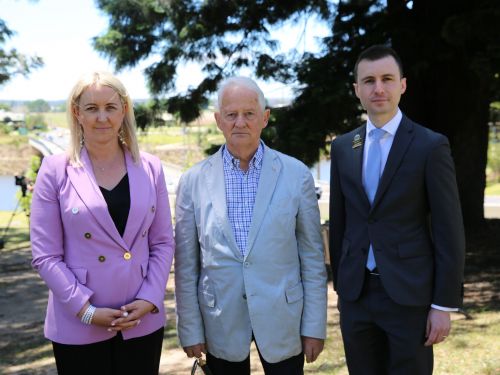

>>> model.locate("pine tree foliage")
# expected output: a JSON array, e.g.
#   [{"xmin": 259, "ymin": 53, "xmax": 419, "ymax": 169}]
[
  {"xmin": 0, "ymin": 19, "xmax": 43, "ymax": 85},
  {"xmin": 94, "ymin": 0, "xmax": 500, "ymax": 225},
  {"xmin": 94, "ymin": 0, "xmax": 330, "ymax": 122}
]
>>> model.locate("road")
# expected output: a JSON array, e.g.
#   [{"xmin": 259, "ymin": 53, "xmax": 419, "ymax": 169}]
[
  {"xmin": 317, "ymin": 182, "xmax": 500, "ymax": 220},
  {"xmin": 485, "ymin": 195, "xmax": 500, "ymax": 218}
]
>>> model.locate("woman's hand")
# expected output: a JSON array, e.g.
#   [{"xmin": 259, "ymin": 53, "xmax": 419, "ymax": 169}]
[
  {"xmin": 93, "ymin": 307, "xmax": 127, "ymax": 327},
  {"xmin": 108, "ymin": 299, "xmax": 156, "ymax": 332},
  {"xmin": 77, "ymin": 302, "xmax": 124, "ymax": 327}
]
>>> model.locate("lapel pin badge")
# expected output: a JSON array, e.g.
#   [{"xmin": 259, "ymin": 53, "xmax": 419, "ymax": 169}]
[{"xmin": 352, "ymin": 134, "xmax": 362, "ymax": 149}]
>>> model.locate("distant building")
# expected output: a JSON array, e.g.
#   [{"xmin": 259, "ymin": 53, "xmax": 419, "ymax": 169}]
[{"xmin": 0, "ymin": 110, "xmax": 25, "ymax": 125}]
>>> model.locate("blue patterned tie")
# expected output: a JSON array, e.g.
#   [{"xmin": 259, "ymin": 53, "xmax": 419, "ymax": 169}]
[{"xmin": 364, "ymin": 128, "xmax": 386, "ymax": 270}]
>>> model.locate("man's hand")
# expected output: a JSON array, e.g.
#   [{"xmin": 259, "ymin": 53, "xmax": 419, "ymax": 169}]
[
  {"xmin": 302, "ymin": 336, "xmax": 324, "ymax": 363},
  {"xmin": 424, "ymin": 308, "xmax": 451, "ymax": 346},
  {"xmin": 183, "ymin": 343, "xmax": 207, "ymax": 358}
]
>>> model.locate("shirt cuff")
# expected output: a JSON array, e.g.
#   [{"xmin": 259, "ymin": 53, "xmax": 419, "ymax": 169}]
[{"xmin": 431, "ymin": 304, "xmax": 458, "ymax": 312}]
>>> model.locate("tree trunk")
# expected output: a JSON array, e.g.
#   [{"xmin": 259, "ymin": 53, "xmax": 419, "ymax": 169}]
[
  {"xmin": 390, "ymin": 0, "xmax": 489, "ymax": 228},
  {"xmin": 399, "ymin": 57, "xmax": 489, "ymax": 228}
]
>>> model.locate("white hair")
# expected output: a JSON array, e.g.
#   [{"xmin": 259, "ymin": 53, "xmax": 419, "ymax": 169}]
[{"xmin": 217, "ymin": 76, "xmax": 266, "ymax": 111}]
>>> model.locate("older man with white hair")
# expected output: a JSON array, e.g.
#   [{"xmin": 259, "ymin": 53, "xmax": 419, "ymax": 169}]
[{"xmin": 174, "ymin": 76, "xmax": 328, "ymax": 374}]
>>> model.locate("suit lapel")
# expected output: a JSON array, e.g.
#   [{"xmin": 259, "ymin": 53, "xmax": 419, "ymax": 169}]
[
  {"xmin": 122, "ymin": 151, "xmax": 149, "ymax": 248},
  {"xmin": 204, "ymin": 148, "xmax": 240, "ymax": 255},
  {"xmin": 245, "ymin": 145, "xmax": 280, "ymax": 258},
  {"xmin": 372, "ymin": 116, "xmax": 414, "ymax": 209},
  {"xmin": 66, "ymin": 148, "xmax": 128, "ymax": 249}
]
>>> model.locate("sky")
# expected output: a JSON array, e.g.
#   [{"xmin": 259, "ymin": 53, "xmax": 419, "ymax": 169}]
[{"xmin": 0, "ymin": 0, "xmax": 329, "ymax": 102}]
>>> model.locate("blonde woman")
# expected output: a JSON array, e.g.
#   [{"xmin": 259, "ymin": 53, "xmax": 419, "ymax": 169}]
[{"xmin": 31, "ymin": 71, "xmax": 174, "ymax": 374}]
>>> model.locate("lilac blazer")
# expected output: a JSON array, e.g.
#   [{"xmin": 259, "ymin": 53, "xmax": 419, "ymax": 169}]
[{"xmin": 30, "ymin": 148, "xmax": 175, "ymax": 344}]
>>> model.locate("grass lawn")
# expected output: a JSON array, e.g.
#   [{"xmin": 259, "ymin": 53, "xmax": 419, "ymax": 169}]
[
  {"xmin": 485, "ymin": 183, "xmax": 500, "ymax": 195},
  {"xmin": 138, "ymin": 132, "xmax": 184, "ymax": 145},
  {"xmin": 42, "ymin": 112, "xmax": 67, "ymax": 128},
  {"xmin": 1, "ymin": 210, "xmax": 499, "ymax": 374},
  {"xmin": 0, "ymin": 133, "xmax": 28, "ymax": 146},
  {"xmin": 138, "ymin": 126, "xmax": 224, "ymax": 146},
  {"xmin": 0, "ymin": 210, "xmax": 30, "ymax": 250},
  {"xmin": 434, "ymin": 311, "xmax": 500, "ymax": 375}
]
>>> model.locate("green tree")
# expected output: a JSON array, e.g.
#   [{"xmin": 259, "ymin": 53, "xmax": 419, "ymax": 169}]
[
  {"xmin": 0, "ymin": 102, "xmax": 11, "ymax": 111},
  {"xmin": 134, "ymin": 99, "xmax": 170, "ymax": 130},
  {"xmin": 16, "ymin": 155, "xmax": 41, "ymax": 218},
  {"xmin": 0, "ymin": 18, "xmax": 43, "ymax": 85},
  {"xmin": 487, "ymin": 142, "xmax": 500, "ymax": 184},
  {"xmin": 51, "ymin": 101, "xmax": 66, "ymax": 113},
  {"xmin": 94, "ymin": 0, "xmax": 500, "ymax": 226},
  {"xmin": 94, "ymin": 0, "xmax": 329, "ymax": 122},
  {"xmin": 134, "ymin": 102, "xmax": 153, "ymax": 131},
  {"xmin": 25, "ymin": 113, "xmax": 47, "ymax": 130},
  {"xmin": 26, "ymin": 99, "xmax": 50, "ymax": 113}
]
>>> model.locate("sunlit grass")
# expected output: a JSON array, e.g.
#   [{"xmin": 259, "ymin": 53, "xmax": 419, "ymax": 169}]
[
  {"xmin": 0, "ymin": 133, "xmax": 28, "ymax": 145},
  {"xmin": 0, "ymin": 210, "xmax": 30, "ymax": 250},
  {"xmin": 485, "ymin": 183, "xmax": 500, "ymax": 195},
  {"xmin": 434, "ymin": 312, "xmax": 500, "ymax": 375},
  {"xmin": 42, "ymin": 112, "xmax": 67, "ymax": 128},
  {"xmin": 138, "ymin": 133, "xmax": 184, "ymax": 145}
]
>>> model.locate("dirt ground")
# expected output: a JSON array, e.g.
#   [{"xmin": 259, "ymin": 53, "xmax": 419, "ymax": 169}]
[{"xmin": 0, "ymin": 142, "xmax": 33, "ymax": 175}]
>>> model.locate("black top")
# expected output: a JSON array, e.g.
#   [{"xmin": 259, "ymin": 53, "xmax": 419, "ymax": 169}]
[{"xmin": 99, "ymin": 174, "xmax": 130, "ymax": 237}]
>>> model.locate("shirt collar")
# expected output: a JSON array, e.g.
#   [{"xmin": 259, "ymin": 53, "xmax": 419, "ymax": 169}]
[
  {"xmin": 366, "ymin": 108, "xmax": 402, "ymax": 137},
  {"xmin": 222, "ymin": 142, "xmax": 264, "ymax": 170}
]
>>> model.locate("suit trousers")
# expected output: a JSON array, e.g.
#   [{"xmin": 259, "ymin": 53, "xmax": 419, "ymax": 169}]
[
  {"xmin": 339, "ymin": 271, "xmax": 433, "ymax": 375},
  {"xmin": 52, "ymin": 327, "xmax": 164, "ymax": 375},
  {"xmin": 206, "ymin": 343, "xmax": 304, "ymax": 375}
]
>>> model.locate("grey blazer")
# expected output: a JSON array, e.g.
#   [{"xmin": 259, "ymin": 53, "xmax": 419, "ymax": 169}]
[
  {"xmin": 329, "ymin": 115, "xmax": 465, "ymax": 307},
  {"xmin": 174, "ymin": 144, "xmax": 327, "ymax": 363}
]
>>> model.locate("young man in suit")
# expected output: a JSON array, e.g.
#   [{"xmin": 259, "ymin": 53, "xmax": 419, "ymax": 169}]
[
  {"xmin": 329, "ymin": 45, "xmax": 465, "ymax": 374},
  {"xmin": 174, "ymin": 76, "xmax": 328, "ymax": 374}
]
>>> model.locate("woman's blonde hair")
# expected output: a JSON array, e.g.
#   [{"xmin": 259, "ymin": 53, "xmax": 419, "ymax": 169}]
[{"xmin": 66, "ymin": 71, "xmax": 140, "ymax": 165}]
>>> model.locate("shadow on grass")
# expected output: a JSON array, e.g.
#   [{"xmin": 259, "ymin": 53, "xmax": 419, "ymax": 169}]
[
  {"xmin": 305, "ymin": 361, "xmax": 347, "ymax": 374},
  {"xmin": 1, "ymin": 225, "xmax": 30, "ymax": 251},
  {"xmin": 462, "ymin": 219, "xmax": 500, "ymax": 313},
  {"xmin": 163, "ymin": 321, "xmax": 180, "ymax": 350},
  {"xmin": 0, "ymin": 245, "xmax": 55, "ymax": 374}
]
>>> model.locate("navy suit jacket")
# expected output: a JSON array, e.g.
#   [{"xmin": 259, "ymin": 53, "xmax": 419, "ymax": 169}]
[{"xmin": 329, "ymin": 115, "xmax": 465, "ymax": 307}]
